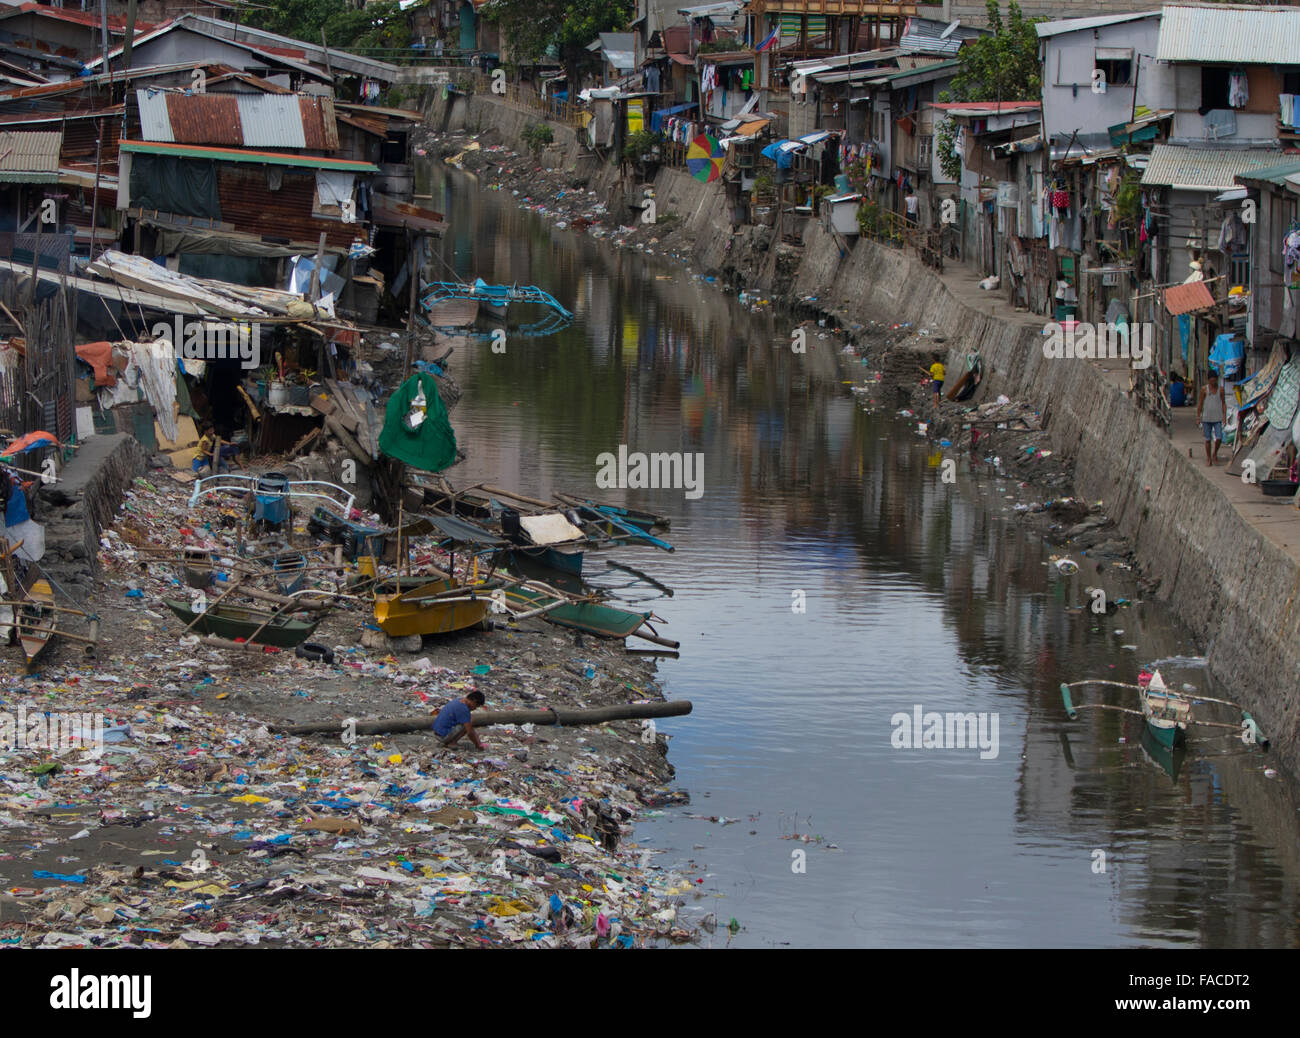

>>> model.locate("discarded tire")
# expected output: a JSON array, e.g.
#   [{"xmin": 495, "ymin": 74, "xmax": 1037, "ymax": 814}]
[{"xmin": 295, "ymin": 642, "xmax": 335, "ymax": 664}]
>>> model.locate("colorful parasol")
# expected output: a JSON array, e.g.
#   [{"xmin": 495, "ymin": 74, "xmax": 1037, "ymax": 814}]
[{"xmin": 686, "ymin": 133, "xmax": 723, "ymax": 183}]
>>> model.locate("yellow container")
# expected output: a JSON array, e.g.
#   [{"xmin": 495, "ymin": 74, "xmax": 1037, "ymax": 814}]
[{"xmin": 358, "ymin": 555, "xmax": 377, "ymax": 578}]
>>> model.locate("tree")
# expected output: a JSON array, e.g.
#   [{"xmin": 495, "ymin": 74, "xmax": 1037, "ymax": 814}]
[
  {"xmin": 244, "ymin": 0, "xmax": 411, "ymax": 56},
  {"xmin": 943, "ymin": 0, "xmax": 1043, "ymax": 104},
  {"xmin": 484, "ymin": 0, "xmax": 634, "ymax": 93}
]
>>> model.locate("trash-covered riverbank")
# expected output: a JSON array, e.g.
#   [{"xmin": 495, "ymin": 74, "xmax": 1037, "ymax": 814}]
[
  {"xmin": 840, "ymin": 326, "xmax": 1157, "ymax": 596},
  {"xmin": 0, "ymin": 475, "xmax": 703, "ymax": 948}
]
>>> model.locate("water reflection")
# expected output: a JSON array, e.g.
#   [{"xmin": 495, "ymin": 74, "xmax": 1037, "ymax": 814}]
[{"xmin": 423, "ymin": 161, "xmax": 1300, "ymax": 948}]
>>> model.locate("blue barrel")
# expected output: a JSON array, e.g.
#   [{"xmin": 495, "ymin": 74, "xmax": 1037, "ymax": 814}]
[
  {"xmin": 1169, "ymin": 381, "xmax": 1186, "ymax": 407},
  {"xmin": 254, "ymin": 472, "xmax": 290, "ymax": 525}
]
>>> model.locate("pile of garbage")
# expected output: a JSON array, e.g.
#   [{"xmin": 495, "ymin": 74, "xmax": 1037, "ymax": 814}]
[{"xmin": 0, "ymin": 477, "xmax": 702, "ymax": 948}]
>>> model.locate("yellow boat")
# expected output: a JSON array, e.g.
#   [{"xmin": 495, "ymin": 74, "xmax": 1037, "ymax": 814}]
[{"xmin": 372, "ymin": 578, "xmax": 491, "ymax": 637}]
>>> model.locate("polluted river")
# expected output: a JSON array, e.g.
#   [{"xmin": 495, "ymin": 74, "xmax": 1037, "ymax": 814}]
[{"xmin": 426, "ymin": 159, "xmax": 1300, "ymax": 949}]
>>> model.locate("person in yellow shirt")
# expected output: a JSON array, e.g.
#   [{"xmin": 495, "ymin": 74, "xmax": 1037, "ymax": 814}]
[
  {"xmin": 922, "ymin": 357, "xmax": 945, "ymax": 407},
  {"xmin": 193, "ymin": 426, "xmax": 244, "ymax": 473}
]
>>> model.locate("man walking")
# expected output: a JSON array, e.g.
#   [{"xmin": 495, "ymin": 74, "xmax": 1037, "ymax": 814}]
[{"xmin": 1197, "ymin": 370, "xmax": 1227, "ymax": 467}]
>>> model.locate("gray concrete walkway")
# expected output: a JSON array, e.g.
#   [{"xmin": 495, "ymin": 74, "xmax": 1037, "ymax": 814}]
[{"xmin": 929, "ymin": 255, "xmax": 1300, "ymax": 566}]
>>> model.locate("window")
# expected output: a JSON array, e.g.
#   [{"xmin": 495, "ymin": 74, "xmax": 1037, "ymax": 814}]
[
  {"xmin": 1094, "ymin": 48, "xmax": 1132, "ymax": 88},
  {"xmin": 1200, "ymin": 66, "xmax": 1230, "ymax": 113},
  {"xmin": 918, "ymin": 133, "xmax": 932, "ymax": 169},
  {"xmin": 1285, "ymin": 71, "xmax": 1300, "ymax": 95}
]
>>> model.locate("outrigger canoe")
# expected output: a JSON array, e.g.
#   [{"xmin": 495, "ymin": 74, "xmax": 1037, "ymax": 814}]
[
  {"xmin": 372, "ymin": 578, "xmax": 491, "ymax": 637},
  {"xmin": 164, "ymin": 599, "xmax": 320, "ymax": 648},
  {"xmin": 1060, "ymin": 669, "xmax": 1268, "ymax": 750}
]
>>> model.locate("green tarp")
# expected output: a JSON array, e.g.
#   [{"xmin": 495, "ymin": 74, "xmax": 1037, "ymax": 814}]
[
  {"xmin": 378, "ymin": 372, "xmax": 457, "ymax": 472},
  {"xmin": 130, "ymin": 154, "xmax": 221, "ymax": 220}
]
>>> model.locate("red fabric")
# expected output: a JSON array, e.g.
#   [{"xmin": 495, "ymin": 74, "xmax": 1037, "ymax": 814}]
[{"xmin": 75, "ymin": 341, "xmax": 116, "ymax": 387}]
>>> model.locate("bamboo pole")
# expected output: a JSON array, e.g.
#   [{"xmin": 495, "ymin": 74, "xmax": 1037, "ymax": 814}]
[
  {"xmin": 479, "ymin": 484, "xmax": 556, "ymax": 511},
  {"xmin": 274, "ymin": 699, "xmax": 692, "ymax": 736}
]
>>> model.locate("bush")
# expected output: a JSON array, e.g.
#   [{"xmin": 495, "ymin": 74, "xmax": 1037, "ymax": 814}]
[
  {"xmin": 857, "ymin": 200, "xmax": 883, "ymax": 237},
  {"xmin": 521, "ymin": 122, "xmax": 554, "ymax": 157},
  {"xmin": 623, "ymin": 130, "xmax": 662, "ymax": 165}
]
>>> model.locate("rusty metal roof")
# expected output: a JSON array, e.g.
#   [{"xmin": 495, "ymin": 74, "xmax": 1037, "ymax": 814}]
[
  {"xmin": 136, "ymin": 90, "xmax": 339, "ymax": 150},
  {"xmin": 1164, "ymin": 280, "xmax": 1216, "ymax": 316},
  {"xmin": 0, "ymin": 129, "xmax": 62, "ymax": 182}
]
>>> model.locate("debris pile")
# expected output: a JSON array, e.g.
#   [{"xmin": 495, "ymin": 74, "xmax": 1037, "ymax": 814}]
[{"xmin": 0, "ymin": 476, "xmax": 700, "ymax": 948}]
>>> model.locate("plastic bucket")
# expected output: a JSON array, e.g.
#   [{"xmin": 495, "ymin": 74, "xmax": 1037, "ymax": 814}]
[{"xmin": 268, "ymin": 381, "xmax": 289, "ymax": 408}]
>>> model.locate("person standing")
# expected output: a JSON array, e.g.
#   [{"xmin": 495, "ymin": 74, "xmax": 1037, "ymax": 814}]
[
  {"xmin": 904, "ymin": 187, "xmax": 919, "ymax": 226},
  {"xmin": 1197, "ymin": 370, "xmax": 1227, "ymax": 467},
  {"xmin": 922, "ymin": 356, "xmax": 945, "ymax": 407}
]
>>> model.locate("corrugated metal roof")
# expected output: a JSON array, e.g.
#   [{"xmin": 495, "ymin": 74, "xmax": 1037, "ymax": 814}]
[
  {"xmin": 1164, "ymin": 281, "xmax": 1216, "ymax": 316},
  {"xmin": 120, "ymin": 140, "xmax": 376, "ymax": 172},
  {"xmin": 899, "ymin": 15, "xmax": 985, "ymax": 56},
  {"xmin": 1233, "ymin": 158, "xmax": 1300, "ymax": 186},
  {"xmin": 0, "ymin": 129, "xmax": 62, "ymax": 182},
  {"xmin": 1036, "ymin": 11, "xmax": 1159, "ymax": 39},
  {"xmin": 1155, "ymin": 4, "xmax": 1300, "ymax": 64},
  {"xmin": 135, "ymin": 91, "xmax": 338, "ymax": 150},
  {"xmin": 1140, "ymin": 145, "xmax": 1283, "ymax": 190}
]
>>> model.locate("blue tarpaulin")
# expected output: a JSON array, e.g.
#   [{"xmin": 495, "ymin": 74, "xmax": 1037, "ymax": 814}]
[
  {"xmin": 1210, "ymin": 333, "xmax": 1245, "ymax": 379},
  {"xmin": 650, "ymin": 102, "xmax": 697, "ymax": 133},
  {"xmin": 761, "ymin": 140, "xmax": 796, "ymax": 168}
]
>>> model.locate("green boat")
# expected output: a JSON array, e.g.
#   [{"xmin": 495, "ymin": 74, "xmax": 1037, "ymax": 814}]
[
  {"xmin": 164, "ymin": 599, "xmax": 320, "ymax": 648},
  {"xmin": 500, "ymin": 586, "xmax": 654, "ymax": 640}
]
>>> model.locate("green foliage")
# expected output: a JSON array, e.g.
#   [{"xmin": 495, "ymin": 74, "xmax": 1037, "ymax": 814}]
[
  {"xmin": 244, "ymin": 0, "xmax": 411, "ymax": 56},
  {"xmin": 752, "ymin": 172, "xmax": 773, "ymax": 194},
  {"xmin": 857, "ymin": 200, "xmax": 882, "ymax": 237},
  {"xmin": 936, "ymin": 118, "xmax": 962, "ymax": 182},
  {"xmin": 942, "ymin": 0, "xmax": 1043, "ymax": 103},
  {"xmin": 522, "ymin": 122, "xmax": 555, "ymax": 156},
  {"xmin": 485, "ymin": 0, "xmax": 633, "ymax": 72},
  {"xmin": 698, "ymin": 38, "xmax": 746, "ymax": 55},
  {"xmin": 1114, "ymin": 175, "xmax": 1142, "ymax": 226},
  {"xmin": 623, "ymin": 130, "xmax": 662, "ymax": 165}
]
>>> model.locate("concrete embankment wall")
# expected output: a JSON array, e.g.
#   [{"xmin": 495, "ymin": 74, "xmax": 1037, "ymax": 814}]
[
  {"xmin": 792, "ymin": 223, "xmax": 1300, "ymax": 776},
  {"xmin": 423, "ymin": 91, "xmax": 1299, "ymax": 775}
]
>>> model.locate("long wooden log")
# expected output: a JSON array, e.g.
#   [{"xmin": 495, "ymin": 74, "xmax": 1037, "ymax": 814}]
[
  {"xmin": 325, "ymin": 415, "xmax": 370, "ymax": 465},
  {"xmin": 630, "ymin": 627, "xmax": 679, "ymax": 649},
  {"xmin": 274, "ymin": 699, "xmax": 692, "ymax": 736}
]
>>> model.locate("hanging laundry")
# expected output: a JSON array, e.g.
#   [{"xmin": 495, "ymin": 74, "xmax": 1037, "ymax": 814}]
[
  {"xmin": 1218, "ymin": 210, "xmax": 1246, "ymax": 253},
  {"xmin": 1228, "ymin": 69, "xmax": 1249, "ymax": 109}
]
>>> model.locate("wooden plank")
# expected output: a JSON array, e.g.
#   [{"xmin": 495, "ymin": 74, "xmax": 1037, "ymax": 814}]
[
  {"xmin": 360, "ymin": 393, "xmax": 381, "ymax": 459},
  {"xmin": 288, "ymin": 426, "xmax": 321, "ymax": 459},
  {"xmin": 323, "ymin": 378, "xmax": 360, "ymax": 432},
  {"xmin": 236, "ymin": 383, "xmax": 261, "ymax": 421},
  {"xmin": 325, "ymin": 415, "xmax": 370, "ymax": 465}
]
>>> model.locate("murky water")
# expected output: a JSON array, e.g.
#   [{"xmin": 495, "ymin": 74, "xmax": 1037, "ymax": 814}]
[{"xmin": 423, "ymin": 162, "xmax": 1300, "ymax": 948}]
